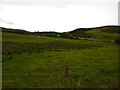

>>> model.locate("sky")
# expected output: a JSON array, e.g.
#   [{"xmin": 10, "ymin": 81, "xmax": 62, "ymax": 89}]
[{"xmin": 0, "ymin": 0, "xmax": 119, "ymax": 32}]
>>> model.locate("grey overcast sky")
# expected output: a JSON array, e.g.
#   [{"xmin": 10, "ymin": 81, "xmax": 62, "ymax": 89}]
[{"xmin": 0, "ymin": 0, "xmax": 119, "ymax": 32}]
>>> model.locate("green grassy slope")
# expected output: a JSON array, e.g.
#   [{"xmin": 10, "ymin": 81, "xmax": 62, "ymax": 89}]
[
  {"xmin": 2, "ymin": 33, "xmax": 56, "ymax": 43},
  {"xmin": 85, "ymin": 28, "xmax": 119, "ymax": 40},
  {"xmin": 2, "ymin": 32, "xmax": 119, "ymax": 88}
]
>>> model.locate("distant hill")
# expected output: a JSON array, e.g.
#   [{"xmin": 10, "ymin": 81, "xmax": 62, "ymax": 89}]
[
  {"xmin": 1, "ymin": 25, "xmax": 120, "ymax": 39},
  {"xmin": 68, "ymin": 26, "xmax": 120, "ymax": 38},
  {"xmin": 82, "ymin": 26, "xmax": 120, "ymax": 40},
  {"xmin": 69, "ymin": 28, "xmax": 92, "ymax": 37},
  {"xmin": 69, "ymin": 25, "xmax": 120, "ymax": 35},
  {"xmin": 100, "ymin": 26, "xmax": 120, "ymax": 33},
  {"xmin": 34, "ymin": 31, "xmax": 62, "ymax": 37},
  {"xmin": 1, "ymin": 27, "xmax": 30, "ymax": 34},
  {"xmin": 1, "ymin": 27, "xmax": 61, "ymax": 37}
]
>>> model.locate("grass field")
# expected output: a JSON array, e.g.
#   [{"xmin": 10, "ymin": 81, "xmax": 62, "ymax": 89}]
[{"xmin": 2, "ymin": 32, "xmax": 119, "ymax": 88}]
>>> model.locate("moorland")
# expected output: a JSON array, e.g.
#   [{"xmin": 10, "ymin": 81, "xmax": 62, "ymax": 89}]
[{"xmin": 2, "ymin": 26, "xmax": 120, "ymax": 88}]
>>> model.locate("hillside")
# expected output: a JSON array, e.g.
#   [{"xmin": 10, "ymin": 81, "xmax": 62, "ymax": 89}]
[
  {"xmin": 69, "ymin": 26, "xmax": 120, "ymax": 40},
  {"xmin": 83, "ymin": 26, "xmax": 120, "ymax": 40},
  {"xmin": 1, "ymin": 27, "xmax": 29, "ymax": 34},
  {"xmin": 69, "ymin": 28, "xmax": 91, "ymax": 37},
  {"xmin": 1, "ymin": 26, "xmax": 120, "ymax": 40},
  {"xmin": 2, "ymin": 30, "xmax": 119, "ymax": 88},
  {"xmin": 100, "ymin": 26, "xmax": 120, "ymax": 33}
]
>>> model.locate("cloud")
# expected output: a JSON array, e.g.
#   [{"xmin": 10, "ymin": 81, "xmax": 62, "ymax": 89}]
[
  {"xmin": 0, "ymin": 7, "xmax": 4, "ymax": 10},
  {"xmin": 0, "ymin": 18, "xmax": 14, "ymax": 25},
  {"xmin": 0, "ymin": 0, "xmax": 119, "ymax": 2}
]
